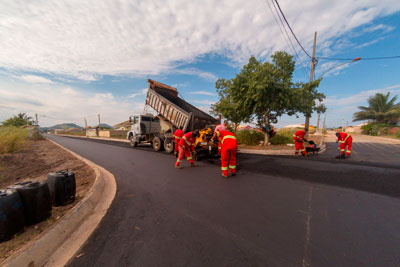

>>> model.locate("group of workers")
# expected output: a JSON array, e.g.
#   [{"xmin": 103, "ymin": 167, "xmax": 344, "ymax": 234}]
[
  {"xmin": 173, "ymin": 122, "xmax": 353, "ymax": 178},
  {"xmin": 293, "ymin": 128, "xmax": 352, "ymax": 158},
  {"xmin": 173, "ymin": 120, "xmax": 237, "ymax": 178}
]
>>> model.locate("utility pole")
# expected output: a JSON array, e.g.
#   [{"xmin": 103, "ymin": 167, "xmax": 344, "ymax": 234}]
[
  {"xmin": 98, "ymin": 114, "xmax": 101, "ymax": 127},
  {"xmin": 342, "ymin": 119, "xmax": 345, "ymax": 132},
  {"xmin": 35, "ymin": 113, "xmax": 39, "ymax": 126},
  {"xmin": 305, "ymin": 31, "xmax": 317, "ymax": 137},
  {"xmin": 84, "ymin": 118, "xmax": 88, "ymax": 129},
  {"xmin": 322, "ymin": 113, "xmax": 326, "ymax": 130}
]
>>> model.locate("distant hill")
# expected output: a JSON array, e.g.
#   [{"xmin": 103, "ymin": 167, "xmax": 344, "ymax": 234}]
[
  {"xmin": 40, "ymin": 123, "xmax": 83, "ymax": 131},
  {"xmin": 99, "ymin": 123, "xmax": 114, "ymax": 129}
]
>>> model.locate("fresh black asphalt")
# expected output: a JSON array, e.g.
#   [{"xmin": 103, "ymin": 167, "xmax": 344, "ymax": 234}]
[{"xmin": 46, "ymin": 135, "xmax": 400, "ymax": 267}]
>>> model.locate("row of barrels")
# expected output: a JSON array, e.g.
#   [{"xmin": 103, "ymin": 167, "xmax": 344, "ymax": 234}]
[{"xmin": 0, "ymin": 170, "xmax": 76, "ymax": 242}]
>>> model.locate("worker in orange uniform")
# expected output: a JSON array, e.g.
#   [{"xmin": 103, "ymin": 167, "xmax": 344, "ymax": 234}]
[
  {"xmin": 293, "ymin": 128, "xmax": 308, "ymax": 156},
  {"xmin": 175, "ymin": 130, "xmax": 199, "ymax": 169},
  {"xmin": 335, "ymin": 132, "xmax": 352, "ymax": 159},
  {"xmin": 173, "ymin": 127, "xmax": 184, "ymax": 158},
  {"xmin": 213, "ymin": 130, "xmax": 237, "ymax": 178},
  {"xmin": 214, "ymin": 120, "xmax": 228, "ymax": 154}
]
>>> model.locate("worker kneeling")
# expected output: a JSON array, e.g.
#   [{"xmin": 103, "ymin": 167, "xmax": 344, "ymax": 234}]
[
  {"xmin": 293, "ymin": 128, "xmax": 308, "ymax": 156},
  {"xmin": 214, "ymin": 130, "xmax": 237, "ymax": 178},
  {"xmin": 335, "ymin": 132, "xmax": 352, "ymax": 159},
  {"xmin": 175, "ymin": 130, "xmax": 199, "ymax": 169}
]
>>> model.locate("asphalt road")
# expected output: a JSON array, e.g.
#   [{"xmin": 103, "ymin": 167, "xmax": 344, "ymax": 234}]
[{"xmin": 46, "ymin": 135, "xmax": 400, "ymax": 267}]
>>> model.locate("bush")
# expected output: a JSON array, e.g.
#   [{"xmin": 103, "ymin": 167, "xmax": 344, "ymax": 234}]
[
  {"xmin": 361, "ymin": 123, "xmax": 389, "ymax": 136},
  {"xmin": 322, "ymin": 129, "xmax": 328, "ymax": 135},
  {"xmin": 0, "ymin": 127, "xmax": 28, "ymax": 154},
  {"xmin": 236, "ymin": 130, "xmax": 265, "ymax": 145},
  {"xmin": 270, "ymin": 129, "xmax": 295, "ymax": 145}
]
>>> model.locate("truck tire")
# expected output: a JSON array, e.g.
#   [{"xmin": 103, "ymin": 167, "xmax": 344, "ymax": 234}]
[
  {"xmin": 152, "ymin": 136, "xmax": 164, "ymax": 151},
  {"xmin": 164, "ymin": 138, "xmax": 174, "ymax": 153},
  {"xmin": 0, "ymin": 189, "xmax": 24, "ymax": 242},
  {"xmin": 47, "ymin": 170, "xmax": 76, "ymax": 206},
  {"xmin": 9, "ymin": 181, "xmax": 52, "ymax": 226},
  {"xmin": 129, "ymin": 135, "xmax": 138, "ymax": 148}
]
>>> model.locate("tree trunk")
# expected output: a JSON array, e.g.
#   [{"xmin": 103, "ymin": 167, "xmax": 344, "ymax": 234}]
[{"xmin": 264, "ymin": 132, "xmax": 269, "ymax": 146}]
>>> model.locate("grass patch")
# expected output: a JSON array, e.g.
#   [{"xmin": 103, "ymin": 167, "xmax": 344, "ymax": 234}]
[
  {"xmin": 0, "ymin": 127, "xmax": 28, "ymax": 154},
  {"xmin": 236, "ymin": 130, "xmax": 265, "ymax": 146},
  {"xmin": 270, "ymin": 129, "xmax": 295, "ymax": 145}
]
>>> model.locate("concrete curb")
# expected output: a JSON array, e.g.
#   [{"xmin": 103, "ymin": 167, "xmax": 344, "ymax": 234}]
[{"xmin": 2, "ymin": 138, "xmax": 117, "ymax": 267}]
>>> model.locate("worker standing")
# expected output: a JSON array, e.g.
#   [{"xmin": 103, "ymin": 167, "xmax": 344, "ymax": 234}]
[
  {"xmin": 213, "ymin": 120, "xmax": 228, "ymax": 155},
  {"xmin": 175, "ymin": 130, "xmax": 199, "ymax": 169},
  {"xmin": 213, "ymin": 130, "xmax": 237, "ymax": 178},
  {"xmin": 336, "ymin": 132, "xmax": 352, "ymax": 158},
  {"xmin": 293, "ymin": 129, "xmax": 308, "ymax": 156},
  {"xmin": 173, "ymin": 127, "xmax": 184, "ymax": 158}
]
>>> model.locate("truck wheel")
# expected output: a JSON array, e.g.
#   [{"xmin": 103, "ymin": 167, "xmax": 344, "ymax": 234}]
[
  {"xmin": 129, "ymin": 135, "xmax": 138, "ymax": 148},
  {"xmin": 153, "ymin": 136, "xmax": 164, "ymax": 151},
  {"xmin": 164, "ymin": 138, "xmax": 174, "ymax": 153}
]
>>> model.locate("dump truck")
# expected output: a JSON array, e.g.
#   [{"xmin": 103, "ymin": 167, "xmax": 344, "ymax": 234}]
[{"xmin": 127, "ymin": 79, "xmax": 219, "ymax": 158}]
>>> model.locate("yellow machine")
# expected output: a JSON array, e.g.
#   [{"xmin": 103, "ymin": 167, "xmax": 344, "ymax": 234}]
[{"xmin": 193, "ymin": 127, "xmax": 219, "ymax": 159}]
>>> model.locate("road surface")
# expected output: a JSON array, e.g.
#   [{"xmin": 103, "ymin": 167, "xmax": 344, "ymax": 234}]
[{"xmin": 45, "ymin": 135, "xmax": 400, "ymax": 267}]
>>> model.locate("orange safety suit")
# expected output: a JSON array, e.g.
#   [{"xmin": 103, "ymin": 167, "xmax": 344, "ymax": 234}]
[
  {"xmin": 337, "ymin": 132, "xmax": 352, "ymax": 156},
  {"xmin": 173, "ymin": 129, "xmax": 184, "ymax": 153},
  {"xmin": 293, "ymin": 130, "xmax": 307, "ymax": 156},
  {"xmin": 176, "ymin": 132, "xmax": 196, "ymax": 166},
  {"xmin": 216, "ymin": 130, "xmax": 237, "ymax": 177}
]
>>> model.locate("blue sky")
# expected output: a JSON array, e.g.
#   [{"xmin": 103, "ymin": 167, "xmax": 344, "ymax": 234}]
[{"xmin": 1, "ymin": 0, "xmax": 399, "ymax": 128}]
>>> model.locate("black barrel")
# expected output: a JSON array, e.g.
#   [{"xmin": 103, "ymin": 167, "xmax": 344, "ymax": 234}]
[
  {"xmin": 0, "ymin": 189, "xmax": 24, "ymax": 242},
  {"xmin": 47, "ymin": 170, "xmax": 76, "ymax": 206},
  {"xmin": 9, "ymin": 181, "xmax": 52, "ymax": 226}
]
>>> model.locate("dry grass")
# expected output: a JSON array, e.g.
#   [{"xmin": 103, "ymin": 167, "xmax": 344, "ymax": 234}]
[{"xmin": 0, "ymin": 127, "xmax": 28, "ymax": 154}]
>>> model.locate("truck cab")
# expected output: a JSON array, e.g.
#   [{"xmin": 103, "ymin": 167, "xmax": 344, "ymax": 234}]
[{"xmin": 127, "ymin": 114, "xmax": 174, "ymax": 152}]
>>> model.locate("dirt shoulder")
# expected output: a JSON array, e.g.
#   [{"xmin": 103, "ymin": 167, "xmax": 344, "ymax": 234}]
[{"xmin": 0, "ymin": 139, "xmax": 95, "ymax": 260}]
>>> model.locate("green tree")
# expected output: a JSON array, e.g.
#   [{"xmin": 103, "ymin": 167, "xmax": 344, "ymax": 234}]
[
  {"xmin": 2, "ymin": 113, "xmax": 33, "ymax": 127},
  {"xmin": 353, "ymin": 92, "xmax": 400, "ymax": 124},
  {"xmin": 211, "ymin": 79, "xmax": 248, "ymax": 132},
  {"xmin": 215, "ymin": 51, "xmax": 324, "ymax": 144}
]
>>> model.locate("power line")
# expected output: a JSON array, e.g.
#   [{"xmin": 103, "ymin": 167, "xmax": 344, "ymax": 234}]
[
  {"xmin": 319, "ymin": 55, "xmax": 400, "ymax": 61},
  {"xmin": 273, "ymin": 0, "xmax": 312, "ymax": 58},
  {"xmin": 265, "ymin": 0, "xmax": 309, "ymax": 77}
]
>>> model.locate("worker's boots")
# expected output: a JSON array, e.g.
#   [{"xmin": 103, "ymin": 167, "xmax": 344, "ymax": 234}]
[
  {"xmin": 175, "ymin": 165, "xmax": 182, "ymax": 169},
  {"xmin": 190, "ymin": 163, "xmax": 198, "ymax": 167},
  {"xmin": 335, "ymin": 154, "xmax": 346, "ymax": 159}
]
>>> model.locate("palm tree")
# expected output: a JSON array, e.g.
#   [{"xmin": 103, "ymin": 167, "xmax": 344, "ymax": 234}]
[{"xmin": 353, "ymin": 92, "xmax": 400, "ymax": 124}]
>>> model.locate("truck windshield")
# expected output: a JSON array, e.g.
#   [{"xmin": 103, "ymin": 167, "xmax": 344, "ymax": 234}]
[{"xmin": 133, "ymin": 116, "xmax": 139, "ymax": 124}]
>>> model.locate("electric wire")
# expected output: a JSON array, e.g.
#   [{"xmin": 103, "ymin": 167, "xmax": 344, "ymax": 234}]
[
  {"xmin": 319, "ymin": 55, "xmax": 400, "ymax": 61},
  {"xmin": 273, "ymin": 0, "xmax": 312, "ymax": 59},
  {"xmin": 266, "ymin": 0, "xmax": 309, "ymax": 78}
]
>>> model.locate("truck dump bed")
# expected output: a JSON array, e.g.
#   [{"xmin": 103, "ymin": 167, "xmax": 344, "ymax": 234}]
[{"xmin": 145, "ymin": 79, "xmax": 218, "ymax": 132}]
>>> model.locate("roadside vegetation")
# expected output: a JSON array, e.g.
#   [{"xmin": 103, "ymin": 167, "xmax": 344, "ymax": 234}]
[
  {"xmin": 211, "ymin": 51, "xmax": 325, "ymax": 145},
  {"xmin": 353, "ymin": 92, "xmax": 400, "ymax": 139},
  {"xmin": 0, "ymin": 127, "xmax": 28, "ymax": 154}
]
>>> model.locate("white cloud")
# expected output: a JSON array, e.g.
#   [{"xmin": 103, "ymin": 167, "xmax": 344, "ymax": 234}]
[
  {"xmin": 189, "ymin": 99, "xmax": 216, "ymax": 105},
  {"xmin": 189, "ymin": 91, "xmax": 216, "ymax": 96},
  {"xmin": 0, "ymin": 81, "xmax": 144, "ymax": 127},
  {"xmin": 1, "ymin": 0, "xmax": 399, "ymax": 80},
  {"xmin": 17, "ymin": 75, "xmax": 55, "ymax": 84},
  {"xmin": 324, "ymin": 84, "xmax": 400, "ymax": 107},
  {"xmin": 175, "ymin": 68, "xmax": 218, "ymax": 81},
  {"xmin": 128, "ymin": 88, "xmax": 147, "ymax": 99}
]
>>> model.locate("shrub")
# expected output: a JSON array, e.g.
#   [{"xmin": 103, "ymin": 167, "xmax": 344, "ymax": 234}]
[
  {"xmin": 322, "ymin": 129, "xmax": 328, "ymax": 135},
  {"xmin": 236, "ymin": 130, "xmax": 265, "ymax": 145},
  {"xmin": 270, "ymin": 129, "xmax": 295, "ymax": 145},
  {"xmin": 361, "ymin": 123, "xmax": 389, "ymax": 136},
  {"xmin": 0, "ymin": 127, "xmax": 28, "ymax": 154}
]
